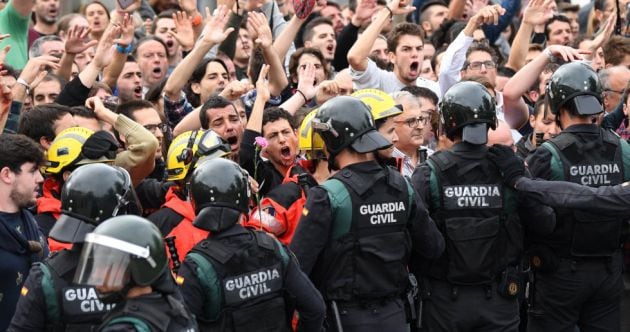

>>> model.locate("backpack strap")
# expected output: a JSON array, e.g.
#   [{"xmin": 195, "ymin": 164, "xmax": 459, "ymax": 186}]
[
  {"xmin": 320, "ymin": 179, "xmax": 352, "ymax": 241},
  {"xmin": 425, "ymin": 159, "xmax": 442, "ymax": 210},
  {"xmin": 105, "ymin": 317, "xmax": 151, "ymax": 332},
  {"xmin": 187, "ymin": 252, "xmax": 222, "ymax": 321},
  {"xmin": 541, "ymin": 141, "xmax": 565, "ymax": 181},
  {"xmin": 38, "ymin": 262, "xmax": 61, "ymax": 324}
]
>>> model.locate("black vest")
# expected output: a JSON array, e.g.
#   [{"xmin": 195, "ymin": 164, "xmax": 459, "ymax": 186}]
[
  {"xmin": 426, "ymin": 146, "xmax": 521, "ymax": 285},
  {"xmin": 539, "ymin": 128, "xmax": 627, "ymax": 257},
  {"xmin": 317, "ymin": 165, "xmax": 412, "ymax": 302},
  {"xmin": 99, "ymin": 293, "xmax": 197, "ymax": 332},
  {"xmin": 191, "ymin": 228, "xmax": 290, "ymax": 332},
  {"xmin": 43, "ymin": 249, "xmax": 112, "ymax": 332}
]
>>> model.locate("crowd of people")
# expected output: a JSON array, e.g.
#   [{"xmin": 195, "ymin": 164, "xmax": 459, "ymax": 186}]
[{"xmin": 0, "ymin": 0, "xmax": 629, "ymax": 330}]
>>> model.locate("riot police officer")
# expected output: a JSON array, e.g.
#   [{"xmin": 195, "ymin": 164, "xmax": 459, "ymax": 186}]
[
  {"xmin": 525, "ymin": 62, "xmax": 630, "ymax": 331},
  {"xmin": 290, "ymin": 96, "xmax": 444, "ymax": 331},
  {"xmin": 177, "ymin": 158, "xmax": 326, "ymax": 331},
  {"xmin": 410, "ymin": 81, "xmax": 555, "ymax": 331},
  {"xmin": 9, "ymin": 163, "xmax": 141, "ymax": 331},
  {"xmin": 73, "ymin": 215, "xmax": 197, "ymax": 331}
]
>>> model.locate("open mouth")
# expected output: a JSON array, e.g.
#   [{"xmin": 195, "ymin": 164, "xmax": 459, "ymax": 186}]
[
  {"xmin": 133, "ymin": 86, "xmax": 143, "ymax": 97},
  {"xmin": 326, "ymin": 44, "xmax": 334, "ymax": 53},
  {"xmin": 410, "ymin": 61, "xmax": 419, "ymax": 76},
  {"xmin": 166, "ymin": 40, "xmax": 174, "ymax": 48},
  {"xmin": 226, "ymin": 136, "xmax": 238, "ymax": 145},
  {"xmin": 280, "ymin": 146, "xmax": 291, "ymax": 158}
]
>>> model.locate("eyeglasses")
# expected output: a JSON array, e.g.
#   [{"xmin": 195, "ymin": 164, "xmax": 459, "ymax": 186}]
[
  {"xmin": 395, "ymin": 115, "xmax": 431, "ymax": 128},
  {"xmin": 143, "ymin": 123, "xmax": 170, "ymax": 134},
  {"xmin": 604, "ymin": 88, "xmax": 625, "ymax": 95},
  {"xmin": 467, "ymin": 61, "xmax": 496, "ymax": 70}
]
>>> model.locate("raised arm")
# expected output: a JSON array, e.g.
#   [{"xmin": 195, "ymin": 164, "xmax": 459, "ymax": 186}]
[
  {"xmin": 505, "ymin": 0, "xmax": 553, "ymax": 71},
  {"xmin": 57, "ymin": 26, "xmax": 98, "ymax": 81},
  {"xmin": 163, "ymin": 6, "xmax": 234, "ymax": 101},
  {"xmin": 347, "ymin": 0, "xmax": 414, "ymax": 72},
  {"xmin": 503, "ymin": 45, "xmax": 584, "ymax": 128},
  {"xmin": 249, "ymin": 11, "xmax": 288, "ymax": 96},
  {"xmin": 103, "ymin": 14, "xmax": 135, "ymax": 89},
  {"xmin": 10, "ymin": 0, "xmax": 35, "ymax": 17},
  {"xmin": 273, "ymin": 15, "xmax": 307, "ymax": 63},
  {"xmin": 246, "ymin": 65, "xmax": 271, "ymax": 133}
]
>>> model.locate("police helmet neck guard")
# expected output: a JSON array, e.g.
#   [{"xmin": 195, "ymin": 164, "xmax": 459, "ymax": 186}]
[
  {"xmin": 74, "ymin": 215, "xmax": 168, "ymax": 297},
  {"xmin": 440, "ymin": 81, "xmax": 497, "ymax": 145},
  {"xmin": 50, "ymin": 164, "xmax": 141, "ymax": 244},
  {"xmin": 189, "ymin": 158, "xmax": 250, "ymax": 232},
  {"xmin": 546, "ymin": 62, "xmax": 603, "ymax": 116},
  {"xmin": 312, "ymin": 96, "xmax": 391, "ymax": 167}
]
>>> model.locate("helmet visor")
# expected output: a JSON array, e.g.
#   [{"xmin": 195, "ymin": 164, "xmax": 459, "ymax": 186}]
[
  {"xmin": 74, "ymin": 241, "xmax": 131, "ymax": 290},
  {"xmin": 75, "ymin": 233, "xmax": 154, "ymax": 290}
]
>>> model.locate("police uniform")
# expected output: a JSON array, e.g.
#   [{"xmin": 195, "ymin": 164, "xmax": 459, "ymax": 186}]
[
  {"xmin": 291, "ymin": 161, "xmax": 444, "ymax": 331},
  {"xmin": 178, "ymin": 158, "xmax": 326, "ymax": 332},
  {"xmin": 409, "ymin": 81, "xmax": 555, "ymax": 332},
  {"xmin": 412, "ymin": 143, "xmax": 553, "ymax": 331},
  {"xmin": 8, "ymin": 248, "xmax": 112, "ymax": 332},
  {"xmin": 524, "ymin": 62, "xmax": 628, "ymax": 331},
  {"xmin": 290, "ymin": 96, "xmax": 444, "ymax": 331},
  {"xmin": 179, "ymin": 225, "xmax": 325, "ymax": 331},
  {"xmin": 9, "ymin": 164, "xmax": 142, "ymax": 332},
  {"xmin": 98, "ymin": 290, "xmax": 197, "ymax": 332},
  {"xmin": 526, "ymin": 125, "xmax": 628, "ymax": 331}
]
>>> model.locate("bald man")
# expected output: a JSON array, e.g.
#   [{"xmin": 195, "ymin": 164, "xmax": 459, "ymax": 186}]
[{"xmin": 487, "ymin": 119, "xmax": 515, "ymax": 149}]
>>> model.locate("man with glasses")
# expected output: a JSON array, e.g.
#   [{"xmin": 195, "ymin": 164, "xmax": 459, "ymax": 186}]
[
  {"xmin": 391, "ymin": 91, "xmax": 431, "ymax": 177},
  {"xmin": 116, "ymin": 100, "xmax": 169, "ymax": 181}
]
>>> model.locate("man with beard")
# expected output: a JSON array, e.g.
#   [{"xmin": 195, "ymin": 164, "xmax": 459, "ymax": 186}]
[
  {"xmin": 133, "ymin": 36, "xmax": 169, "ymax": 93},
  {"xmin": 347, "ymin": 0, "xmax": 440, "ymax": 95},
  {"xmin": 29, "ymin": 0, "xmax": 60, "ymax": 47},
  {"xmin": 0, "ymin": 134, "xmax": 48, "ymax": 331},
  {"xmin": 116, "ymin": 56, "xmax": 144, "ymax": 103},
  {"xmin": 8, "ymin": 164, "xmax": 141, "ymax": 332},
  {"xmin": 200, "ymin": 96, "xmax": 245, "ymax": 161}
]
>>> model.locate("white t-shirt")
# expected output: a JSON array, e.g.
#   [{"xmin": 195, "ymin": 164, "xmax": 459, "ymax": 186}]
[{"xmin": 350, "ymin": 59, "xmax": 441, "ymax": 97}]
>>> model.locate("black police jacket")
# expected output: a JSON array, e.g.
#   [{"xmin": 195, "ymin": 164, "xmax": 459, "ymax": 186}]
[
  {"xmin": 99, "ymin": 292, "xmax": 198, "ymax": 332},
  {"xmin": 291, "ymin": 161, "xmax": 445, "ymax": 301},
  {"xmin": 527, "ymin": 124, "xmax": 630, "ymax": 257},
  {"xmin": 8, "ymin": 247, "xmax": 111, "ymax": 332},
  {"xmin": 179, "ymin": 225, "xmax": 326, "ymax": 332}
]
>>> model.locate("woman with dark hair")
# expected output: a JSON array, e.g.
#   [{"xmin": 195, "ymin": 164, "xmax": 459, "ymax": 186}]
[{"xmin": 82, "ymin": 1, "xmax": 110, "ymax": 41}]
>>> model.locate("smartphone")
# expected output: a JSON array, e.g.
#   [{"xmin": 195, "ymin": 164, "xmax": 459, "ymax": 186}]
[{"xmin": 117, "ymin": 0, "xmax": 135, "ymax": 10}]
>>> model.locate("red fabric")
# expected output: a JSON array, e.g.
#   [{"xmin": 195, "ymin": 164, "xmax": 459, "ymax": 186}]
[
  {"xmin": 246, "ymin": 165, "xmax": 307, "ymax": 245},
  {"xmin": 36, "ymin": 178, "xmax": 61, "ymax": 219},
  {"xmin": 163, "ymin": 187, "xmax": 208, "ymax": 269}
]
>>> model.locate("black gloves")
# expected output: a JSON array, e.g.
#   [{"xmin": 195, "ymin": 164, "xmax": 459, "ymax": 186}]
[
  {"xmin": 488, "ymin": 144, "xmax": 525, "ymax": 188},
  {"xmin": 82, "ymin": 130, "xmax": 119, "ymax": 160}
]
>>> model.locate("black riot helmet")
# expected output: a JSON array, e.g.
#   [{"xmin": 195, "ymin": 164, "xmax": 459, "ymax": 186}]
[
  {"xmin": 546, "ymin": 62, "xmax": 603, "ymax": 116},
  {"xmin": 312, "ymin": 96, "xmax": 391, "ymax": 167},
  {"xmin": 74, "ymin": 215, "xmax": 168, "ymax": 293},
  {"xmin": 190, "ymin": 158, "xmax": 250, "ymax": 232},
  {"xmin": 49, "ymin": 163, "xmax": 142, "ymax": 244},
  {"xmin": 440, "ymin": 81, "xmax": 497, "ymax": 145}
]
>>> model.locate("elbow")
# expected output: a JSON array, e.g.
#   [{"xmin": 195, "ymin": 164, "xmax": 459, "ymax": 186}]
[{"xmin": 347, "ymin": 50, "xmax": 362, "ymax": 69}]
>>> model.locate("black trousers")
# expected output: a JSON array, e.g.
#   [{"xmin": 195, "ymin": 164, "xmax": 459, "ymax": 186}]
[
  {"xmin": 421, "ymin": 279, "xmax": 519, "ymax": 332},
  {"xmin": 327, "ymin": 298, "xmax": 409, "ymax": 332},
  {"xmin": 527, "ymin": 253, "xmax": 623, "ymax": 332}
]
